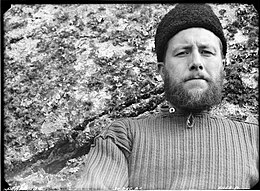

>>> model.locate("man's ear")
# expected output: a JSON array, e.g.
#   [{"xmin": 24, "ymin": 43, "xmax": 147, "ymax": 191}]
[
  {"xmin": 222, "ymin": 58, "xmax": 227, "ymax": 67},
  {"xmin": 157, "ymin": 62, "xmax": 165, "ymax": 80},
  {"xmin": 222, "ymin": 58, "xmax": 226, "ymax": 77}
]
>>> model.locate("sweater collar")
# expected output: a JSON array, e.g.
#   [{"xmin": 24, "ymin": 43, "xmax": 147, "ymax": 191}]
[
  {"xmin": 160, "ymin": 105, "xmax": 210, "ymax": 129},
  {"xmin": 160, "ymin": 105, "xmax": 210, "ymax": 117}
]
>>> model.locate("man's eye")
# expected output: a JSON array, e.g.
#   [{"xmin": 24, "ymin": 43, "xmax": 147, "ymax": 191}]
[
  {"xmin": 201, "ymin": 50, "xmax": 213, "ymax": 55},
  {"xmin": 176, "ymin": 51, "xmax": 188, "ymax": 56}
]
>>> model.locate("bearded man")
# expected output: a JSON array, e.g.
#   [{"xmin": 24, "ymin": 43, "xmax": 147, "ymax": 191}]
[{"xmin": 76, "ymin": 4, "xmax": 259, "ymax": 189}]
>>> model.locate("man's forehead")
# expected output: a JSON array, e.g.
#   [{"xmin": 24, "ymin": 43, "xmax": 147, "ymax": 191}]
[
  {"xmin": 171, "ymin": 42, "xmax": 216, "ymax": 49},
  {"xmin": 169, "ymin": 28, "xmax": 221, "ymax": 48},
  {"xmin": 173, "ymin": 27, "xmax": 219, "ymax": 38}
]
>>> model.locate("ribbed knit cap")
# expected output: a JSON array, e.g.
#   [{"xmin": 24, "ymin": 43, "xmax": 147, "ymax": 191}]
[{"xmin": 155, "ymin": 4, "xmax": 227, "ymax": 62}]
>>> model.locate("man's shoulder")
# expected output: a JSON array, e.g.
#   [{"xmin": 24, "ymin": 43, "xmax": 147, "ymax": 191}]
[
  {"xmin": 115, "ymin": 112, "xmax": 161, "ymax": 125},
  {"xmin": 211, "ymin": 114, "xmax": 258, "ymax": 127},
  {"xmin": 101, "ymin": 113, "xmax": 160, "ymax": 143},
  {"xmin": 107, "ymin": 112, "xmax": 161, "ymax": 130},
  {"xmin": 131, "ymin": 112, "xmax": 161, "ymax": 121}
]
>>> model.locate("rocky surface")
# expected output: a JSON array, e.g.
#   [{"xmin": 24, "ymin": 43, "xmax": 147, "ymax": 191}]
[{"xmin": 3, "ymin": 4, "xmax": 258, "ymax": 189}]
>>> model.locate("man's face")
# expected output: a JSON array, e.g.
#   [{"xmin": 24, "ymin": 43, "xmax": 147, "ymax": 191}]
[{"xmin": 158, "ymin": 27, "xmax": 224, "ymax": 112}]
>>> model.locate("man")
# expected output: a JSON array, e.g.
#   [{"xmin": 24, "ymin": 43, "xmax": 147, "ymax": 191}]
[{"xmin": 76, "ymin": 4, "xmax": 259, "ymax": 189}]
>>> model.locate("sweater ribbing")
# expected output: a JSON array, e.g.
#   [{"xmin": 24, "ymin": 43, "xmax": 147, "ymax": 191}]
[{"xmin": 76, "ymin": 112, "xmax": 259, "ymax": 189}]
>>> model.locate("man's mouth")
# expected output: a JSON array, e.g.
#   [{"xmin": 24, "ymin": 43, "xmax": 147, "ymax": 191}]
[{"xmin": 185, "ymin": 77, "xmax": 207, "ymax": 82}]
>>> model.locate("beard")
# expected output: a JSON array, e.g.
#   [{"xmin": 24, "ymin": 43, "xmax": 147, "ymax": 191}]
[{"xmin": 164, "ymin": 71, "xmax": 224, "ymax": 113}]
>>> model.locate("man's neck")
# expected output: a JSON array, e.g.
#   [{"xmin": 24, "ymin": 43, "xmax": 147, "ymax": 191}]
[{"xmin": 169, "ymin": 104, "xmax": 210, "ymax": 115}]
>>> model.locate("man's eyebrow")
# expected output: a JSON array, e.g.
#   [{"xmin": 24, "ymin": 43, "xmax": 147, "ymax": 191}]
[
  {"xmin": 173, "ymin": 43, "xmax": 217, "ymax": 50},
  {"xmin": 197, "ymin": 44, "xmax": 216, "ymax": 49},
  {"xmin": 172, "ymin": 45, "xmax": 192, "ymax": 51}
]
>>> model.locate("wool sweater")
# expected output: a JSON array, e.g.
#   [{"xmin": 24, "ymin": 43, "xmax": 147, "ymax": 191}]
[{"xmin": 76, "ymin": 107, "xmax": 259, "ymax": 190}]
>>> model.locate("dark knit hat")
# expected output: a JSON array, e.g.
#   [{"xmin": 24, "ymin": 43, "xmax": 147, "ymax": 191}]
[{"xmin": 155, "ymin": 4, "xmax": 227, "ymax": 62}]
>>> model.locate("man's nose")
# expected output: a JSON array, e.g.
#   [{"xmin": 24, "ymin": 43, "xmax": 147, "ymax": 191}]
[{"xmin": 189, "ymin": 51, "xmax": 203, "ymax": 71}]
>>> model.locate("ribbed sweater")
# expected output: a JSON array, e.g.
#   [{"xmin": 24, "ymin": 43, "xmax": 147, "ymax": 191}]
[{"xmin": 76, "ymin": 107, "xmax": 259, "ymax": 190}]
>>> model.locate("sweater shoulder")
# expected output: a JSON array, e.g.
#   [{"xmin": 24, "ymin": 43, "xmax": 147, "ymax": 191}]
[
  {"xmin": 97, "ymin": 118, "xmax": 134, "ymax": 154},
  {"xmin": 101, "ymin": 113, "xmax": 159, "ymax": 134},
  {"xmin": 96, "ymin": 113, "xmax": 161, "ymax": 154},
  {"xmin": 123, "ymin": 112, "xmax": 162, "ymax": 126},
  {"xmin": 211, "ymin": 114, "xmax": 258, "ymax": 128}
]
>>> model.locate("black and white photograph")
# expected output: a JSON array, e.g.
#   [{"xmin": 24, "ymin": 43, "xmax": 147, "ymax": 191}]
[{"xmin": 3, "ymin": 3, "xmax": 259, "ymax": 190}]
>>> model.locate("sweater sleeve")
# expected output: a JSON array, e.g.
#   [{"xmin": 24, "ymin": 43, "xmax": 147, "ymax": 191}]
[
  {"xmin": 249, "ymin": 122, "xmax": 259, "ymax": 173},
  {"xmin": 75, "ymin": 119, "xmax": 131, "ymax": 190}
]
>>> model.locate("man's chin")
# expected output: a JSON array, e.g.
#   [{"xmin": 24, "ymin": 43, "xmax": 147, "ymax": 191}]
[
  {"xmin": 187, "ymin": 88, "xmax": 206, "ymax": 96},
  {"xmin": 167, "ymin": 89, "xmax": 217, "ymax": 113},
  {"xmin": 185, "ymin": 88, "xmax": 209, "ymax": 104},
  {"xmin": 164, "ymin": 74, "xmax": 223, "ymax": 113},
  {"xmin": 184, "ymin": 83, "xmax": 208, "ymax": 94}
]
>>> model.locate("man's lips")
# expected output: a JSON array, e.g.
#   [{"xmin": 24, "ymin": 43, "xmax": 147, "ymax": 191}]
[{"xmin": 185, "ymin": 77, "xmax": 208, "ymax": 82}]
